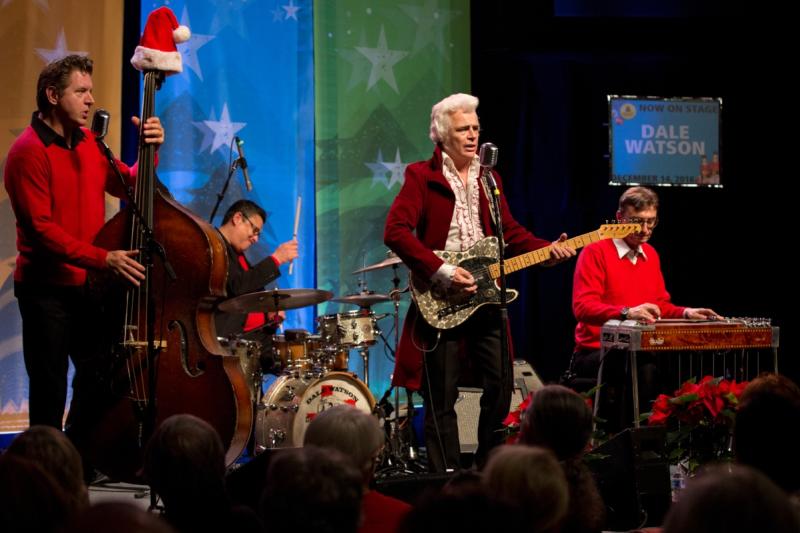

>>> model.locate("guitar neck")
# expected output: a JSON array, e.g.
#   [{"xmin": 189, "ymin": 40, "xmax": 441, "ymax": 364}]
[{"xmin": 488, "ymin": 230, "xmax": 602, "ymax": 279}]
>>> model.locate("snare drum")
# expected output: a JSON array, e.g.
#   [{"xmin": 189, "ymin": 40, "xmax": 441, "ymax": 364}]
[
  {"xmin": 317, "ymin": 310, "xmax": 378, "ymax": 347},
  {"xmin": 217, "ymin": 337, "xmax": 262, "ymax": 402},
  {"xmin": 272, "ymin": 329, "xmax": 323, "ymax": 371},
  {"xmin": 255, "ymin": 371, "xmax": 375, "ymax": 451}
]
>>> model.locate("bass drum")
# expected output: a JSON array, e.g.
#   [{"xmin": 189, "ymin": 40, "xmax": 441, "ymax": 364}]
[{"xmin": 255, "ymin": 372, "xmax": 375, "ymax": 451}]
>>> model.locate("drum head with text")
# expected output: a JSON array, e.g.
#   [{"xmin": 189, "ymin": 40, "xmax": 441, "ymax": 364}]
[{"xmin": 291, "ymin": 372, "xmax": 375, "ymax": 445}]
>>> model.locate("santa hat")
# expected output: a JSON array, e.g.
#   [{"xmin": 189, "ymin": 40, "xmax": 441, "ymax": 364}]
[{"xmin": 130, "ymin": 6, "xmax": 190, "ymax": 74}]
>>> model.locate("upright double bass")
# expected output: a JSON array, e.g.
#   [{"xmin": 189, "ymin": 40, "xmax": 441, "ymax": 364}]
[{"xmin": 85, "ymin": 69, "xmax": 252, "ymax": 482}]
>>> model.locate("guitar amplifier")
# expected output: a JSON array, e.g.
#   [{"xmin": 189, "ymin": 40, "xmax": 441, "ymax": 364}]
[{"xmin": 455, "ymin": 360, "xmax": 543, "ymax": 453}]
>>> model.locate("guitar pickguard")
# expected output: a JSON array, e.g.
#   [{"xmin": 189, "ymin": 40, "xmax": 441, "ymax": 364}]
[{"xmin": 412, "ymin": 237, "xmax": 518, "ymax": 329}]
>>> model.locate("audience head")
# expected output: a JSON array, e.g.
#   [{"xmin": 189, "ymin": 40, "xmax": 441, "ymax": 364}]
[
  {"xmin": 0, "ymin": 453, "xmax": 73, "ymax": 533},
  {"xmin": 483, "ymin": 445, "xmax": 568, "ymax": 533},
  {"xmin": 303, "ymin": 405, "xmax": 384, "ymax": 485},
  {"xmin": 519, "ymin": 384, "xmax": 593, "ymax": 460},
  {"xmin": 260, "ymin": 446, "xmax": 363, "ymax": 533},
  {"xmin": 663, "ymin": 464, "xmax": 799, "ymax": 533},
  {"xmin": 143, "ymin": 414, "xmax": 227, "ymax": 509},
  {"xmin": 734, "ymin": 373, "xmax": 800, "ymax": 493},
  {"xmin": 6, "ymin": 425, "xmax": 89, "ymax": 512},
  {"xmin": 399, "ymin": 473, "xmax": 518, "ymax": 533},
  {"xmin": 64, "ymin": 502, "xmax": 176, "ymax": 533}
]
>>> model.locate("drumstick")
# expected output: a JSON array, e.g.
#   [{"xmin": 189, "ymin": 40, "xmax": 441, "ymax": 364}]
[{"xmin": 288, "ymin": 195, "xmax": 301, "ymax": 275}]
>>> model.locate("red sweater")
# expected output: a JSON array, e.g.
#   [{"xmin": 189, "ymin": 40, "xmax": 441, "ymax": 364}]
[
  {"xmin": 358, "ymin": 490, "xmax": 411, "ymax": 533},
  {"xmin": 572, "ymin": 239, "xmax": 685, "ymax": 350},
  {"xmin": 4, "ymin": 117, "xmax": 134, "ymax": 286}
]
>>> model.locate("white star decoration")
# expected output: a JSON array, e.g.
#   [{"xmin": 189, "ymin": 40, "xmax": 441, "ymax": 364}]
[
  {"xmin": 365, "ymin": 148, "xmax": 407, "ymax": 190},
  {"xmin": 365, "ymin": 149, "xmax": 390, "ymax": 189},
  {"xmin": 355, "ymin": 26, "xmax": 408, "ymax": 93},
  {"xmin": 35, "ymin": 29, "xmax": 88, "ymax": 64},
  {"xmin": 202, "ymin": 104, "xmax": 246, "ymax": 154},
  {"xmin": 178, "ymin": 7, "xmax": 216, "ymax": 81},
  {"xmin": 384, "ymin": 148, "xmax": 408, "ymax": 188},
  {"xmin": 282, "ymin": 0, "xmax": 300, "ymax": 20},
  {"xmin": 338, "ymin": 30, "xmax": 371, "ymax": 91},
  {"xmin": 399, "ymin": 0, "xmax": 458, "ymax": 57},
  {"xmin": 192, "ymin": 107, "xmax": 217, "ymax": 153},
  {"xmin": 210, "ymin": 0, "xmax": 249, "ymax": 38}
]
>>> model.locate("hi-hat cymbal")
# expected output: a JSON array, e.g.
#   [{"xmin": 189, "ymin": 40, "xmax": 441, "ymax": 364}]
[
  {"xmin": 352, "ymin": 254, "xmax": 404, "ymax": 274},
  {"xmin": 332, "ymin": 292, "xmax": 392, "ymax": 307},
  {"xmin": 218, "ymin": 288, "xmax": 333, "ymax": 313}
]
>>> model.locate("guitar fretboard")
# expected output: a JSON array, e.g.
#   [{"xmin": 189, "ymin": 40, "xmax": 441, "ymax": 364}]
[{"xmin": 488, "ymin": 229, "xmax": 609, "ymax": 279}]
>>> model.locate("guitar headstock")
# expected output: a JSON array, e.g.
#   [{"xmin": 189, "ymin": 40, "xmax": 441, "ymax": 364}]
[{"xmin": 597, "ymin": 223, "xmax": 642, "ymax": 239}]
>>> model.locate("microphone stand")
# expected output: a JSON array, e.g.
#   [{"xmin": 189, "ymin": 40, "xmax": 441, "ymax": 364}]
[
  {"xmin": 97, "ymin": 136, "xmax": 176, "ymax": 508},
  {"xmin": 95, "ymin": 139, "xmax": 177, "ymax": 282},
  {"xmin": 482, "ymin": 167, "xmax": 511, "ymax": 405},
  {"xmin": 208, "ymin": 157, "xmax": 241, "ymax": 223},
  {"xmin": 388, "ymin": 264, "xmax": 419, "ymax": 466}
]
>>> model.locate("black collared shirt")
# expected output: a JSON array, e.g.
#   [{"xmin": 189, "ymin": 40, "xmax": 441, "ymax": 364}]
[{"xmin": 30, "ymin": 111, "xmax": 86, "ymax": 150}]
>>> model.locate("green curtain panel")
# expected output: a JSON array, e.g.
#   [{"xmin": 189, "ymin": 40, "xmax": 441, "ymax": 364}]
[{"xmin": 314, "ymin": 0, "xmax": 471, "ymax": 394}]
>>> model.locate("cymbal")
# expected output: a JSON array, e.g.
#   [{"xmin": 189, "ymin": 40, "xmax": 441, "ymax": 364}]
[
  {"xmin": 332, "ymin": 292, "xmax": 392, "ymax": 307},
  {"xmin": 218, "ymin": 288, "xmax": 333, "ymax": 313},
  {"xmin": 352, "ymin": 254, "xmax": 404, "ymax": 274}
]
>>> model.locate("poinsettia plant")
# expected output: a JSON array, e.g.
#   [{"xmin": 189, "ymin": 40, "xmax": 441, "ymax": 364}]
[
  {"xmin": 502, "ymin": 392, "xmax": 533, "ymax": 445},
  {"xmin": 502, "ymin": 387, "xmax": 598, "ymax": 445},
  {"xmin": 646, "ymin": 375, "xmax": 748, "ymax": 473}
]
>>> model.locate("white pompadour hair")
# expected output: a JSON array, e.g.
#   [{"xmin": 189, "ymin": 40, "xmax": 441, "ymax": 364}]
[{"xmin": 429, "ymin": 93, "xmax": 479, "ymax": 144}]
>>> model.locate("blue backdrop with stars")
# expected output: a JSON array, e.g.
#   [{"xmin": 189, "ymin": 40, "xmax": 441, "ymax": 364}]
[{"xmin": 144, "ymin": 0, "xmax": 316, "ymax": 331}]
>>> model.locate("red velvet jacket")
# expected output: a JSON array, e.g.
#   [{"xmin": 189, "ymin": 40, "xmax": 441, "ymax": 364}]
[{"xmin": 384, "ymin": 146, "xmax": 551, "ymax": 389}]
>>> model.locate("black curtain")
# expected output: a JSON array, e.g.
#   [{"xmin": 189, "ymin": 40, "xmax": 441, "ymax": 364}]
[{"xmin": 471, "ymin": 4, "xmax": 794, "ymax": 383}]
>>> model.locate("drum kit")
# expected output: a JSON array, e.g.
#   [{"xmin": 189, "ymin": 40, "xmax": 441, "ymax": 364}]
[{"xmin": 215, "ymin": 252, "xmax": 410, "ymax": 457}]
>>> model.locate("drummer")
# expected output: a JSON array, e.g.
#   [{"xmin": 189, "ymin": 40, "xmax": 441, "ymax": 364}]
[{"xmin": 215, "ymin": 200, "xmax": 299, "ymax": 371}]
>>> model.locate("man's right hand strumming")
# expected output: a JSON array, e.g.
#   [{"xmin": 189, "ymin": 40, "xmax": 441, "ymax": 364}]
[{"xmin": 452, "ymin": 266, "xmax": 477, "ymax": 294}]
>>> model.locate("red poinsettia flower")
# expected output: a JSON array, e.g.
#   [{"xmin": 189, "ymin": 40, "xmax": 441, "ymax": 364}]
[
  {"xmin": 502, "ymin": 392, "xmax": 532, "ymax": 427},
  {"xmin": 647, "ymin": 376, "xmax": 748, "ymax": 428},
  {"xmin": 648, "ymin": 394, "xmax": 674, "ymax": 425}
]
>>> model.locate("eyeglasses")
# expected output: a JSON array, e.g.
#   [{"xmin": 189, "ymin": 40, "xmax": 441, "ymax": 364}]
[
  {"xmin": 625, "ymin": 216, "xmax": 659, "ymax": 229},
  {"xmin": 240, "ymin": 213, "xmax": 262, "ymax": 237}
]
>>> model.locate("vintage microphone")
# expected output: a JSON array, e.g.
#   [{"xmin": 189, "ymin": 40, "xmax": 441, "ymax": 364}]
[
  {"xmin": 234, "ymin": 136, "xmax": 253, "ymax": 192},
  {"xmin": 91, "ymin": 108, "xmax": 110, "ymax": 140},
  {"xmin": 479, "ymin": 142, "xmax": 499, "ymax": 189}
]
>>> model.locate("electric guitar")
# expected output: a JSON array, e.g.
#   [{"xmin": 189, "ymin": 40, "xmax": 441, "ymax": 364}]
[{"xmin": 411, "ymin": 223, "xmax": 641, "ymax": 329}]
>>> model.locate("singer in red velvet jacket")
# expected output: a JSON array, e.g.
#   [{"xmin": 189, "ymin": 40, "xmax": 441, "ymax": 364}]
[
  {"xmin": 3, "ymin": 55, "xmax": 163, "ymax": 433},
  {"xmin": 384, "ymin": 144, "xmax": 552, "ymax": 389},
  {"xmin": 383, "ymin": 92, "xmax": 575, "ymax": 472}
]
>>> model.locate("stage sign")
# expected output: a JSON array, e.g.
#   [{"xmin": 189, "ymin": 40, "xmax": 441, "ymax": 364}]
[{"xmin": 609, "ymin": 96, "xmax": 722, "ymax": 188}]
